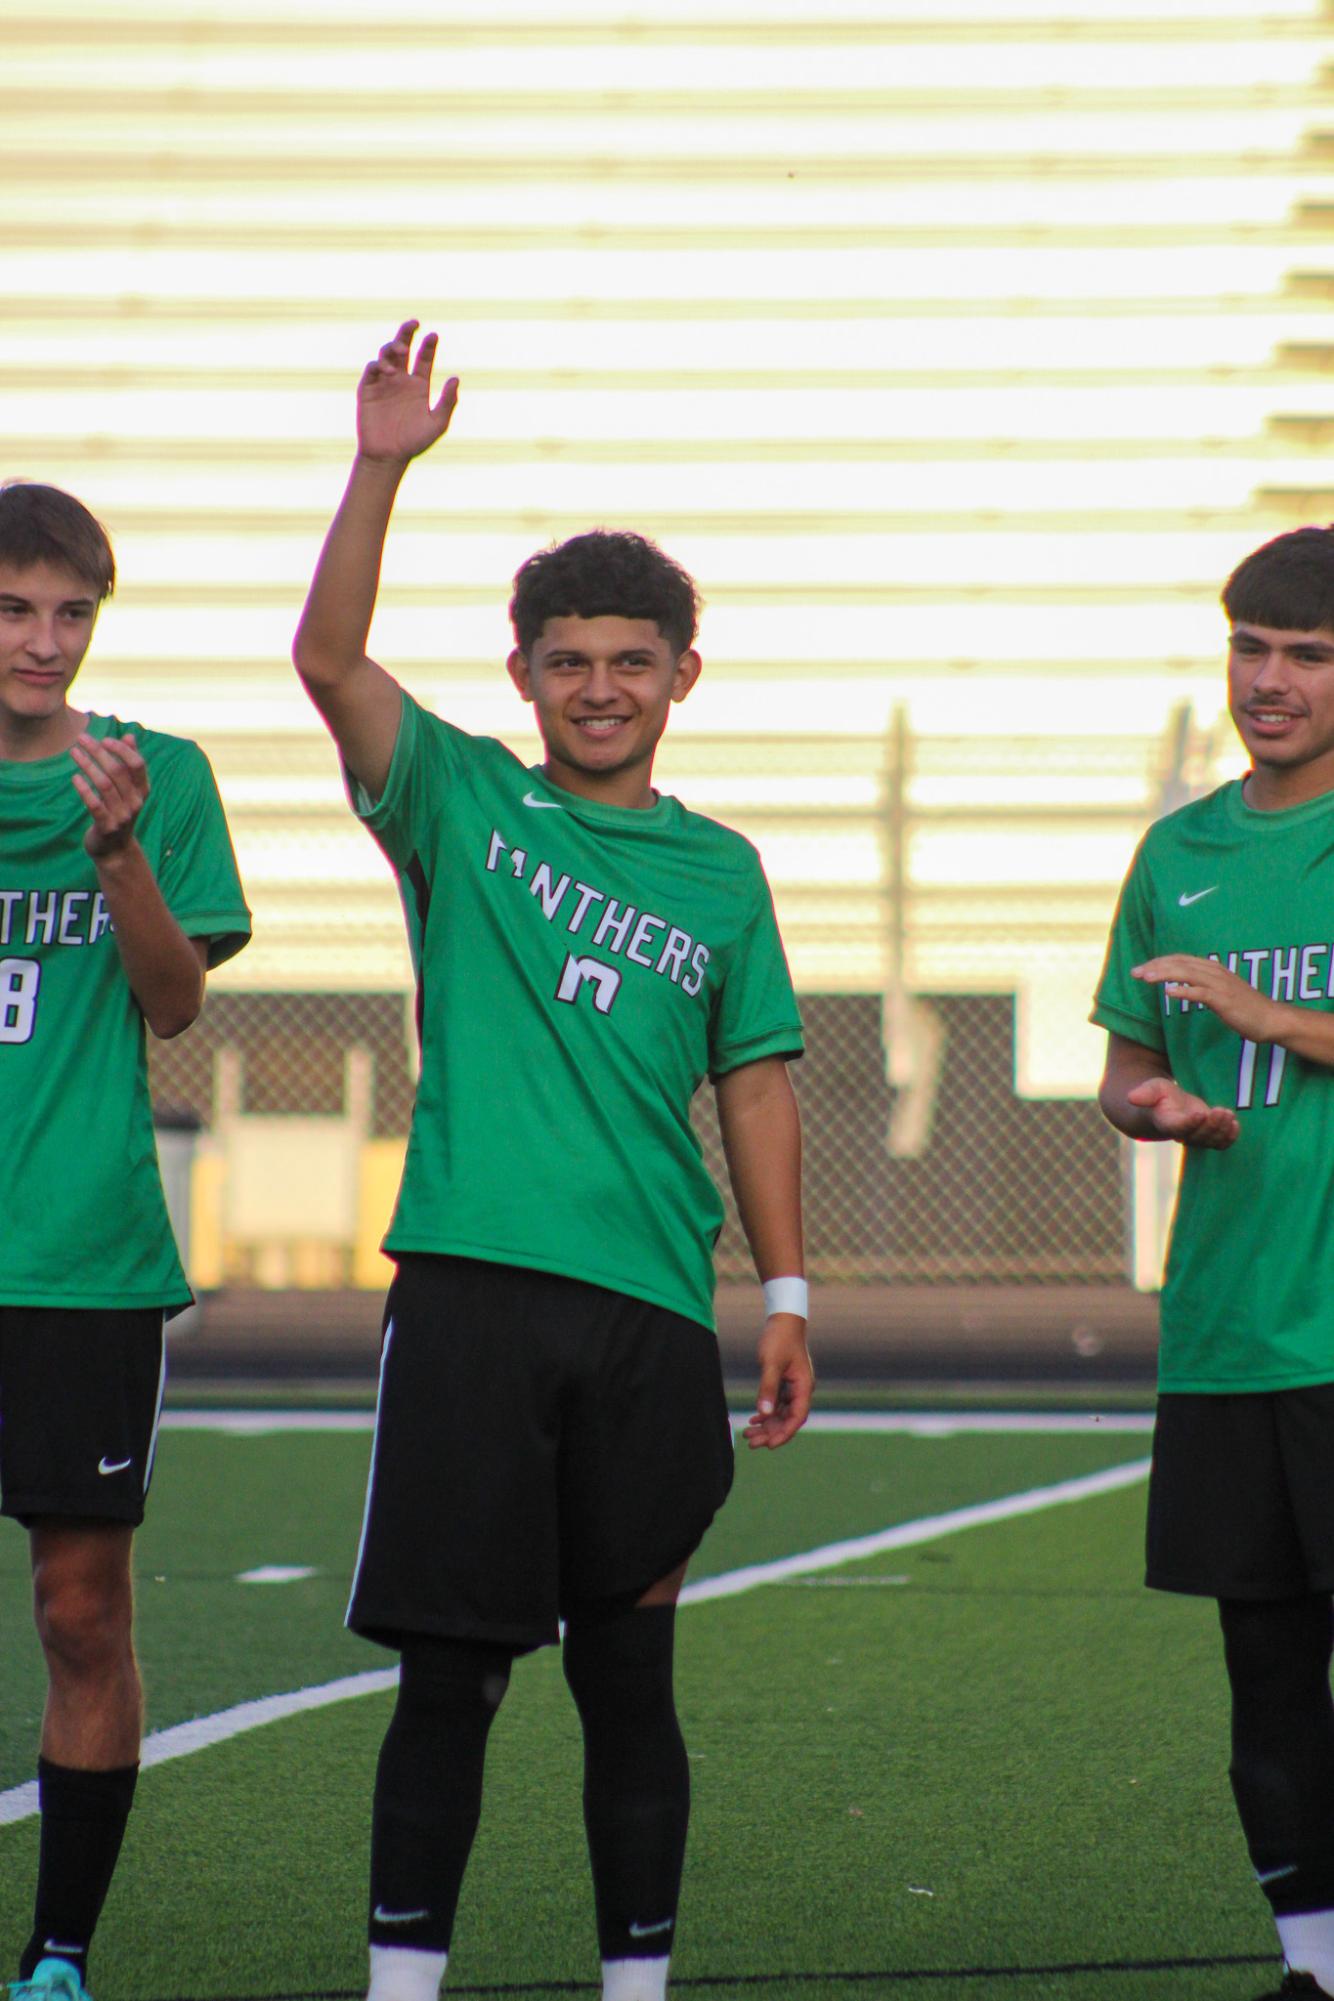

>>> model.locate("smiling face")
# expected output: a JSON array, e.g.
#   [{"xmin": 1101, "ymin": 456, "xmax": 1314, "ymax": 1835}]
[
  {"xmin": 1227, "ymin": 620, "xmax": 1334, "ymax": 808},
  {"xmin": 507, "ymin": 613, "xmax": 701, "ymax": 808},
  {"xmin": 0, "ymin": 559, "xmax": 99, "ymax": 760}
]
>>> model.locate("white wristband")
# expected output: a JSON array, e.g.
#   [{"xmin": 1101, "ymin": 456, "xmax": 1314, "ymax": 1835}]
[{"xmin": 762, "ymin": 1276, "xmax": 808, "ymax": 1319}]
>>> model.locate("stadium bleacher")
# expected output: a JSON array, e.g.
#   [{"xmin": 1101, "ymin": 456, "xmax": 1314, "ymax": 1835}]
[{"xmin": 4, "ymin": 0, "xmax": 1332, "ymax": 1297}]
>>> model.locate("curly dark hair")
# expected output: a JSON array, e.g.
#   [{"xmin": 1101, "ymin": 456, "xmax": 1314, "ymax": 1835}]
[
  {"xmin": 508, "ymin": 529, "xmax": 700, "ymax": 657},
  {"xmin": 1222, "ymin": 525, "xmax": 1334, "ymax": 635},
  {"xmin": 0, "ymin": 482, "xmax": 116, "ymax": 600}
]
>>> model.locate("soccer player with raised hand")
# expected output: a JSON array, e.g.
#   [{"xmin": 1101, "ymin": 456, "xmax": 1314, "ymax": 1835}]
[
  {"xmin": 294, "ymin": 321, "xmax": 811, "ymax": 2001},
  {"xmin": 0, "ymin": 482, "xmax": 251, "ymax": 2000},
  {"xmin": 1094, "ymin": 527, "xmax": 1334, "ymax": 2000}
]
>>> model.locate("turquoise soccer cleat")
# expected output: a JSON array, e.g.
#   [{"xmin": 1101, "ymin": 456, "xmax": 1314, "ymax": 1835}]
[{"xmin": 8, "ymin": 1959, "xmax": 93, "ymax": 2001}]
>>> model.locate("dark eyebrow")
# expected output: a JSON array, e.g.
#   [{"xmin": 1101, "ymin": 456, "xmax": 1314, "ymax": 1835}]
[
  {"xmin": 1231, "ymin": 628, "xmax": 1334, "ymax": 657},
  {"xmin": 0, "ymin": 593, "xmax": 95, "ymax": 612},
  {"xmin": 544, "ymin": 648, "xmax": 655, "ymax": 666}
]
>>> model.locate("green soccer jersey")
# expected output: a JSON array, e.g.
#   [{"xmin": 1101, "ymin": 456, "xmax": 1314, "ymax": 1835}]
[
  {"xmin": 1093, "ymin": 777, "xmax": 1334, "ymax": 1392},
  {"xmin": 0, "ymin": 715, "xmax": 251, "ymax": 1311},
  {"xmin": 350, "ymin": 692, "xmax": 804, "ymax": 1330}
]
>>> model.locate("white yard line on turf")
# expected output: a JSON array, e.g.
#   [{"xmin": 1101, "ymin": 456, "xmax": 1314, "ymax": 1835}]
[
  {"xmin": 765, "ymin": 1412, "xmax": 1156, "ymax": 1436},
  {"xmin": 161, "ymin": 1410, "xmax": 1155, "ymax": 1436},
  {"xmin": 0, "ymin": 1454, "xmax": 1150, "ymax": 1829},
  {"xmin": 0, "ymin": 1670, "xmax": 397, "ymax": 1827},
  {"xmin": 678, "ymin": 1456, "xmax": 1150, "ymax": 1604}
]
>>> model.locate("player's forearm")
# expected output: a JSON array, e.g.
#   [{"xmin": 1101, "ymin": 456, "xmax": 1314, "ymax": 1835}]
[
  {"xmin": 1258, "ymin": 999, "xmax": 1334, "ymax": 1069},
  {"xmin": 94, "ymin": 842, "xmax": 205, "ymax": 1038},
  {"xmin": 716, "ymin": 1062, "xmax": 804, "ymax": 1280},
  {"xmin": 1097, "ymin": 1034, "xmax": 1175, "ymax": 1140},
  {"xmin": 1097, "ymin": 1078, "xmax": 1169, "ymax": 1141},
  {"xmin": 293, "ymin": 455, "xmax": 407, "ymax": 687}
]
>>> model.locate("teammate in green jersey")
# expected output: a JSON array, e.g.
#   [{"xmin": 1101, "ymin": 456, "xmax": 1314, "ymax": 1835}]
[
  {"xmin": 294, "ymin": 321, "xmax": 811, "ymax": 2001},
  {"xmin": 1094, "ymin": 525, "xmax": 1334, "ymax": 2000},
  {"xmin": 0, "ymin": 483, "xmax": 251, "ymax": 2001}
]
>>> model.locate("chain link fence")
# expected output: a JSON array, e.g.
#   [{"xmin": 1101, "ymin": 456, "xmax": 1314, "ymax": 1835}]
[{"xmin": 149, "ymin": 708, "xmax": 1220, "ymax": 1301}]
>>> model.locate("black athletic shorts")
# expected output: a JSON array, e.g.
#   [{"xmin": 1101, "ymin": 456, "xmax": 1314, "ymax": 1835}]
[
  {"xmin": 1147, "ymin": 1386, "xmax": 1334, "ymax": 1599},
  {"xmin": 0, "ymin": 1305, "xmax": 167, "ymax": 1527},
  {"xmin": 346, "ymin": 1254, "xmax": 736, "ymax": 1651}
]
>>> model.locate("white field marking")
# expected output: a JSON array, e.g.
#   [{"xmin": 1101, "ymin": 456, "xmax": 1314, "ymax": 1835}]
[
  {"xmin": 677, "ymin": 1456, "xmax": 1149, "ymax": 1606},
  {"xmin": 164, "ymin": 1411, "xmax": 376, "ymax": 1434},
  {"xmin": 769, "ymin": 1412, "xmax": 1156, "ymax": 1437},
  {"xmin": 0, "ymin": 1453, "xmax": 1150, "ymax": 1829},
  {"xmin": 784, "ymin": 1575, "xmax": 910, "ymax": 1588},
  {"xmin": 235, "ymin": 1565, "xmax": 316, "ymax": 1585},
  {"xmin": 0, "ymin": 1669, "xmax": 398, "ymax": 1826},
  {"xmin": 160, "ymin": 1409, "xmax": 1154, "ymax": 1437}
]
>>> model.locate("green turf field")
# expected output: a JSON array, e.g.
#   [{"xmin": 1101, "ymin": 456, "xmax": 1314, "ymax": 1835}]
[{"xmin": 0, "ymin": 1416, "xmax": 1281, "ymax": 2000}]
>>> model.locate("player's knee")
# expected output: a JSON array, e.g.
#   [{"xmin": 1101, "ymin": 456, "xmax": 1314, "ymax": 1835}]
[
  {"xmin": 397, "ymin": 1636, "xmax": 515, "ymax": 1721},
  {"xmin": 33, "ymin": 1566, "xmax": 131, "ymax": 1676},
  {"xmin": 563, "ymin": 1602, "xmax": 678, "ymax": 1720},
  {"xmin": 1220, "ymin": 1594, "xmax": 1334, "ymax": 1706}
]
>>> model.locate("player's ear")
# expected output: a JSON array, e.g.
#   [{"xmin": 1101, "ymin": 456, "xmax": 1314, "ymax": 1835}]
[
  {"xmin": 506, "ymin": 647, "xmax": 534, "ymax": 703},
  {"xmin": 671, "ymin": 648, "xmax": 702, "ymax": 704}
]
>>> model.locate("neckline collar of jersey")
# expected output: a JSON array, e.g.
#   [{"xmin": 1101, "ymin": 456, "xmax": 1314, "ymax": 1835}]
[
  {"xmin": 524, "ymin": 765, "xmax": 677, "ymax": 828},
  {"xmin": 1225, "ymin": 772, "xmax": 1334, "ymax": 826},
  {"xmin": 0, "ymin": 711, "xmax": 114, "ymax": 779}
]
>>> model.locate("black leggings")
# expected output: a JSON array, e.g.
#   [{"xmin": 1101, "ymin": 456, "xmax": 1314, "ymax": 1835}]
[
  {"xmin": 369, "ymin": 1635, "xmax": 515, "ymax": 1953},
  {"xmin": 563, "ymin": 1601, "xmax": 690, "ymax": 1961},
  {"xmin": 1220, "ymin": 1594, "xmax": 1334, "ymax": 1915},
  {"xmin": 368, "ymin": 1603, "xmax": 690, "ymax": 1960}
]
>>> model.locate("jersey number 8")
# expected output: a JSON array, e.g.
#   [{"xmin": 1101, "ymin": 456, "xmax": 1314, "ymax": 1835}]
[{"xmin": 0, "ymin": 958, "xmax": 41, "ymax": 1045}]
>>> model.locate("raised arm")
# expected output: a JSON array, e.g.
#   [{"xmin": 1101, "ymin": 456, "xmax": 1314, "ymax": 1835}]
[
  {"xmin": 293, "ymin": 320, "xmax": 459, "ymax": 800},
  {"xmin": 714, "ymin": 1055, "xmax": 812, "ymax": 1449}
]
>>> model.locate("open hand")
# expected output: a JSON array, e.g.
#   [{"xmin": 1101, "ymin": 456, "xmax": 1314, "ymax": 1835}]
[
  {"xmin": 357, "ymin": 320, "xmax": 459, "ymax": 465},
  {"xmin": 1125, "ymin": 1074, "xmax": 1239, "ymax": 1149},
  {"xmin": 1132, "ymin": 954, "xmax": 1277, "ymax": 1042},
  {"xmin": 743, "ymin": 1315, "xmax": 814, "ymax": 1450},
  {"xmin": 72, "ymin": 732, "xmax": 149, "ymax": 858}
]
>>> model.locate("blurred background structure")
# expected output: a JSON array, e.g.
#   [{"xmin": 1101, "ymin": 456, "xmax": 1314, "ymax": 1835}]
[{"xmin": 5, "ymin": 0, "xmax": 1334, "ymax": 1377}]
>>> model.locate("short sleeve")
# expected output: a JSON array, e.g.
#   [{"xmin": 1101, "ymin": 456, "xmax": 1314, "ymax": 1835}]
[
  {"xmin": 156, "ymin": 742, "xmax": 251, "ymax": 969},
  {"xmin": 709, "ymin": 866, "xmax": 804, "ymax": 1077},
  {"xmin": 1091, "ymin": 834, "xmax": 1165, "ymax": 1051},
  {"xmin": 344, "ymin": 690, "xmax": 470, "ymax": 870}
]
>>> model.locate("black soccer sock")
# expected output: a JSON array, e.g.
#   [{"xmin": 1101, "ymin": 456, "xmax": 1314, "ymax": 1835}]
[
  {"xmin": 1220, "ymin": 1594, "xmax": 1334, "ymax": 1914},
  {"xmin": 20, "ymin": 1757, "xmax": 138, "ymax": 1983},
  {"xmin": 368, "ymin": 1636, "xmax": 515, "ymax": 1954},
  {"xmin": 563, "ymin": 1602, "xmax": 689, "ymax": 1962}
]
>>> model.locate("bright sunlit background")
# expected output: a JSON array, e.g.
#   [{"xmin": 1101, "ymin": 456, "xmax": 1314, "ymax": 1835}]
[{"xmin": 5, "ymin": 0, "xmax": 1334, "ymax": 1291}]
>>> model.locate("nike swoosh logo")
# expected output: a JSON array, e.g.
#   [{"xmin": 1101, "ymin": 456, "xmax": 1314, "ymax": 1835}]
[
  {"xmin": 1257, "ymin": 1864, "xmax": 1299, "ymax": 1886},
  {"xmin": 373, "ymin": 1905, "xmax": 431, "ymax": 1924},
  {"xmin": 522, "ymin": 790, "xmax": 563, "ymax": 809},
  {"xmin": 628, "ymin": 1918, "xmax": 674, "ymax": 1938},
  {"xmin": 44, "ymin": 1943, "xmax": 85, "ymax": 1956},
  {"xmin": 98, "ymin": 1456, "xmax": 132, "ymax": 1476},
  {"xmin": 1177, "ymin": 887, "xmax": 1218, "ymax": 907}
]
